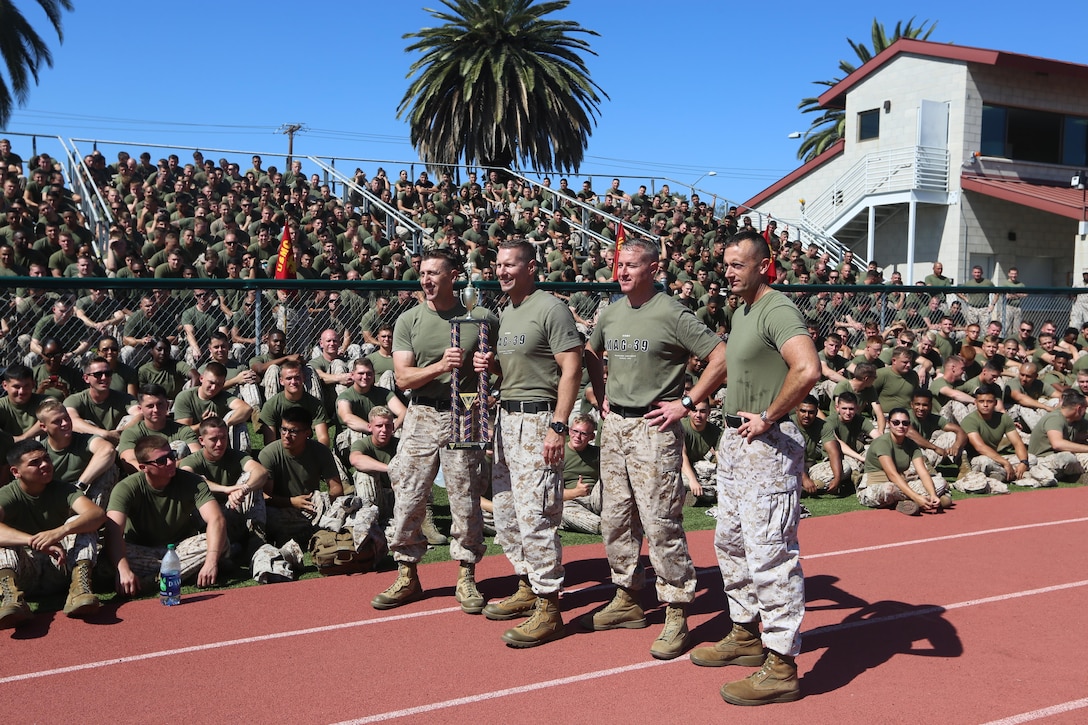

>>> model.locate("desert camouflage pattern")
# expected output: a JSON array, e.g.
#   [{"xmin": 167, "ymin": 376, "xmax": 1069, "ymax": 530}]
[{"xmin": 715, "ymin": 423, "xmax": 806, "ymax": 658}]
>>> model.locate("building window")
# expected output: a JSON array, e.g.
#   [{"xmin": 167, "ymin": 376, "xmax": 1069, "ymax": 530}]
[
  {"xmin": 981, "ymin": 102, "xmax": 1088, "ymax": 166},
  {"xmin": 858, "ymin": 109, "xmax": 880, "ymax": 141}
]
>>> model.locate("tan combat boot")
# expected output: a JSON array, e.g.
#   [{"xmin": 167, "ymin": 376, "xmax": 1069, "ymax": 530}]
[
  {"xmin": 370, "ymin": 562, "xmax": 422, "ymax": 610},
  {"xmin": 455, "ymin": 562, "xmax": 485, "ymax": 614},
  {"xmin": 720, "ymin": 651, "xmax": 801, "ymax": 706},
  {"xmin": 421, "ymin": 502, "xmax": 448, "ymax": 546},
  {"xmin": 649, "ymin": 604, "xmax": 690, "ymax": 660},
  {"xmin": 63, "ymin": 560, "xmax": 101, "ymax": 618},
  {"xmin": 501, "ymin": 594, "xmax": 564, "ymax": 648},
  {"xmin": 578, "ymin": 586, "xmax": 647, "ymax": 630},
  {"xmin": 482, "ymin": 576, "xmax": 536, "ymax": 620},
  {"xmin": 690, "ymin": 620, "xmax": 766, "ymax": 667},
  {"xmin": 0, "ymin": 568, "xmax": 32, "ymax": 629}
]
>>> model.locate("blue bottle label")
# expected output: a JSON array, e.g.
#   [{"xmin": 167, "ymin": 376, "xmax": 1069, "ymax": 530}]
[{"xmin": 160, "ymin": 573, "xmax": 181, "ymax": 598}]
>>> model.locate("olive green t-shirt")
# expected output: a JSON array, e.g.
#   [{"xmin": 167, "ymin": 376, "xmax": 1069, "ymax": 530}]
[
  {"xmin": 682, "ymin": 418, "xmax": 721, "ymax": 463},
  {"xmin": 46, "ymin": 432, "xmax": 98, "ymax": 486},
  {"xmin": 108, "ymin": 470, "xmax": 213, "ymax": 547},
  {"xmin": 831, "ymin": 380, "xmax": 878, "ymax": 416},
  {"xmin": 349, "ymin": 435, "xmax": 398, "ymax": 490},
  {"xmin": 180, "ymin": 448, "xmax": 253, "ymax": 494},
  {"xmin": 1027, "ymin": 409, "xmax": 1087, "ymax": 456},
  {"xmin": 864, "ymin": 433, "xmax": 922, "ymax": 474},
  {"xmin": 591, "ymin": 291, "xmax": 721, "ymax": 408},
  {"xmin": 366, "ymin": 351, "xmax": 395, "ymax": 380},
  {"xmin": 258, "ymin": 391, "xmax": 330, "ymax": 430},
  {"xmin": 909, "ymin": 411, "xmax": 949, "ymax": 440},
  {"xmin": 64, "ymin": 389, "xmax": 135, "ymax": 431},
  {"xmin": 258, "ymin": 439, "xmax": 340, "ymax": 498},
  {"xmin": 137, "ymin": 360, "xmax": 193, "ymax": 400},
  {"xmin": 0, "ymin": 479, "xmax": 85, "ymax": 535},
  {"xmin": 496, "ymin": 289, "xmax": 582, "ymax": 402},
  {"xmin": 960, "ymin": 410, "xmax": 1016, "ymax": 454},
  {"xmin": 793, "ymin": 415, "xmax": 834, "ymax": 466},
  {"xmin": 336, "ymin": 385, "xmax": 395, "ymax": 423},
  {"xmin": 826, "ymin": 411, "xmax": 875, "ymax": 451},
  {"xmin": 874, "ymin": 367, "xmax": 920, "ymax": 412},
  {"xmin": 392, "ymin": 301, "xmax": 496, "ymax": 400},
  {"xmin": 117, "ymin": 419, "xmax": 198, "ymax": 454},
  {"xmin": 722, "ymin": 289, "xmax": 808, "ymax": 415},
  {"xmin": 562, "ymin": 443, "xmax": 600, "ymax": 488},
  {"xmin": 172, "ymin": 388, "xmax": 238, "ymax": 423},
  {"xmin": 0, "ymin": 393, "xmax": 47, "ymax": 437}
]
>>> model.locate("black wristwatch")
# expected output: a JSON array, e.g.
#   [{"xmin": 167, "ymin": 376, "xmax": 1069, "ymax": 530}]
[
  {"xmin": 550, "ymin": 421, "xmax": 569, "ymax": 435},
  {"xmin": 681, "ymin": 395, "xmax": 697, "ymax": 411}
]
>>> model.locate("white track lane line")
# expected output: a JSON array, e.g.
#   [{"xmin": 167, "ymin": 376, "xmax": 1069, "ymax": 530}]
[
  {"xmin": 334, "ymin": 579, "xmax": 1088, "ymax": 723},
  {"xmin": 3, "ymin": 516, "xmax": 1084, "ymax": 692},
  {"xmin": 979, "ymin": 697, "xmax": 1088, "ymax": 724}
]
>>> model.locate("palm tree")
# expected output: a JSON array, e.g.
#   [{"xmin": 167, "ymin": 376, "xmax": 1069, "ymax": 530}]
[
  {"xmin": 0, "ymin": 0, "xmax": 74, "ymax": 127},
  {"xmin": 398, "ymin": 0, "xmax": 607, "ymax": 174},
  {"xmin": 796, "ymin": 17, "xmax": 937, "ymax": 162}
]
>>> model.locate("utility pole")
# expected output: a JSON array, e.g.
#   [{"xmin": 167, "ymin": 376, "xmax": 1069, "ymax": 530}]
[{"xmin": 279, "ymin": 123, "xmax": 305, "ymax": 167}]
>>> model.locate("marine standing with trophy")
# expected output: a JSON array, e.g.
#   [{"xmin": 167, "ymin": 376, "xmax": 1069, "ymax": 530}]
[
  {"xmin": 474, "ymin": 240, "xmax": 583, "ymax": 648},
  {"xmin": 371, "ymin": 248, "xmax": 498, "ymax": 614}
]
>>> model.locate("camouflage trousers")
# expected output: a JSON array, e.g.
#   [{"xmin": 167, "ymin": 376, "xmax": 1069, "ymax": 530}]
[
  {"xmin": 808, "ymin": 457, "xmax": 860, "ymax": 491},
  {"xmin": 1035, "ymin": 451, "xmax": 1088, "ymax": 479},
  {"xmin": 123, "ymin": 532, "xmax": 213, "ymax": 587},
  {"xmin": 969, "ymin": 452, "xmax": 1056, "ymax": 488},
  {"xmin": 857, "ymin": 466, "xmax": 950, "ymax": 507},
  {"xmin": 715, "ymin": 423, "xmax": 806, "ymax": 658},
  {"xmin": 921, "ymin": 429, "xmax": 959, "ymax": 469},
  {"xmin": 84, "ymin": 466, "xmax": 120, "ymax": 510},
  {"xmin": 600, "ymin": 415, "xmax": 695, "ymax": 605},
  {"xmin": 561, "ymin": 481, "xmax": 603, "ymax": 534},
  {"xmin": 939, "ymin": 400, "xmax": 973, "ymax": 426},
  {"xmin": 0, "ymin": 516, "xmax": 98, "ymax": 594},
  {"xmin": 352, "ymin": 471, "xmax": 395, "ymax": 524},
  {"xmin": 387, "ymin": 403, "xmax": 487, "ymax": 565},
  {"xmin": 492, "ymin": 410, "xmax": 564, "ymax": 595}
]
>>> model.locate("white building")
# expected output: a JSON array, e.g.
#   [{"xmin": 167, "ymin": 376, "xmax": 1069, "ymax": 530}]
[{"xmin": 744, "ymin": 38, "xmax": 1088, "ymax": 286}]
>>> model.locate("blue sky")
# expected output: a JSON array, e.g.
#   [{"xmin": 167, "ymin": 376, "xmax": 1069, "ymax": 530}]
[{"xmin": 4, "ymin": 0, "xmax": 1088, "ymax": 205}]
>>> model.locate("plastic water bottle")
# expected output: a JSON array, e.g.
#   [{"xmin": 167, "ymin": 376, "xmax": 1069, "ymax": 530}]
[{"xmin": 159, "ymin": 544, "xmax": 181, "ymax": 606}]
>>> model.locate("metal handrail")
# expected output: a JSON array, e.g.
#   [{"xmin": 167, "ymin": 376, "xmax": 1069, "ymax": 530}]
[
  {"xmin": 307, "ymin": 156, "xmax": 428, "ymax": 254},
  {"xmin": 63, "ymin": 138, "xmax": 114, "ymax": 257}
]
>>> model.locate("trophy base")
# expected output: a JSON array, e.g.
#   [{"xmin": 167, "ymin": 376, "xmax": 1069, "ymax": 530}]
[{"xmin": 446, "ymin": 441, "xmax": 492, "ymax": 450}]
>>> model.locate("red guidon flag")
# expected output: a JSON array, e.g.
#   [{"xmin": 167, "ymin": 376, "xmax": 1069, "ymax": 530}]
[
  {"xmin": 611, "ymin": 222, "xmax": 626, "ymax": 281},
  {"xmin": 274, "ymin": 223, "xmax": 296, "ymax": 295}
]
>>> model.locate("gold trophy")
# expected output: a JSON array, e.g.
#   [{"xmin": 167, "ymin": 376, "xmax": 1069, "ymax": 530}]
[{"xmin": 448, "ymin": 284, "xmax": 491, "ymax": 449}]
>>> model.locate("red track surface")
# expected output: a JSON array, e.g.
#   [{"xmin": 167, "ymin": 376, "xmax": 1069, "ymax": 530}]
[{"xmin": 4, "ymin": 487, "xmax": 1086, "ymax": 724}]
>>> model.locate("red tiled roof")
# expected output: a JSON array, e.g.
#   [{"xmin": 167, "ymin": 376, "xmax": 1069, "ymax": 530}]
[
  {"xmin": 961, "ymin": 173, "xmax": 1088, "ymax": 220},
  {"xmin": 818, "ymin": 39, "xmax": 1088, "ymax": 110}
]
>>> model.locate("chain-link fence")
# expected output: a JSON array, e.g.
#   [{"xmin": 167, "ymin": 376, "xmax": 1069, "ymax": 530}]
[
  {"xmin": 0, "ymin": 277, "xmax": 622, "ymax": 383},
  {"xmin": 5, "ymin": 278, "xmax": 1084, "ymax": 377}
]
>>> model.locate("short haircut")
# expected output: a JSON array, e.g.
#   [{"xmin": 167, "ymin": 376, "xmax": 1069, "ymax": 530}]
[
  {"xmin": 911, "ymin": 388, "xmax": 934, "ymax": 402},
  {"xmin": 836, "ymin": 391, "xmax": 859, "ymax": 406},
  {"xmin": 799, "ymin": 395, "xmax": 819, "ymax": 409},
  {"xmin": 35, "ymin": 398, "xmax": 67, "ymax": 422},
  {"xmin": 975, "ymin": 383, "xmax": 1002, "ymax": 399},
  {"xmin": 280, "ymin": 406, "xmax": 313, "ymax": 429},
  {"xmin": 198, "ymin": 416, "xmax": 228, "ymax": 437},
  {"xmin": 203, "ymin": 361, "xmax": 227, "ymax": 379},
  {"xmin": 280, "ymin": 360, "xmax": 303, "ymax": 376},
  {"xmin": 724, "ymin": 229, "xmax": 770, "ymax": 261},
  {"xmin": 134, "ymin": 434, "xmax": 171, "ymax": 462},
  {"xmin": 421, "ymin": 246, "xmax": 462, "ymax": 272},
  {"xmin": 1060, "ymin": 389, "xmax": 1086, "ymax": 409},
  {"xmin": 353, "ymin": 358, "xmax": 375, "ymax": 372},
  {"xmin": 368, "ymin": 405, "xmax": 394, "ymax": 423},
  {"xmin": 138, "ymin": 383, "xmax": 168, "ymax": 402},
  {"xmin": 853, "ymin": 362, "xmax": 877, "ymax": 380},
  {"xmin": 498, "ymin": 239, "xmax": 536, "ymax": 264},
  {"xmin": 571, "ymin": 413, "xmax": 598, "ymax": 429},
  {"xmin": 83, "ymin": 356, "xmax": 110, "ymax": 372},
  {"xmin": 3, "ymin": 363, "xmax": 33, "ymax": 382},
  {"xmin": 7, "ymin": 439, "xmax": 47, "ymax": 466}
]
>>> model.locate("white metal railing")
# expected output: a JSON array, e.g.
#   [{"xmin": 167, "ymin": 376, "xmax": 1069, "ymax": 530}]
[{"xmin": 802, "ymin": 145, "xmax": 949, "ymax": 232}]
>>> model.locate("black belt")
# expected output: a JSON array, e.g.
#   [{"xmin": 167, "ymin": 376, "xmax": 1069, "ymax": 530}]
[
  {"xmin": 500, "ymin": 400, "xmax": 554, "ymax": 414},
  {"xmin": 725, "ymin": 413, "xmax": 782, "ymax": 429},
  {"xmin": 413, "ymin": 395, "xmax": 453, "ymax": 411},
  {"xmin": 610, "ymin": 404, "xmax": 652, "ymax": 418}
]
